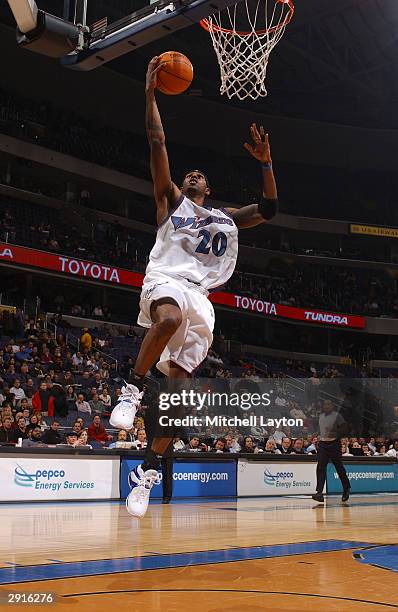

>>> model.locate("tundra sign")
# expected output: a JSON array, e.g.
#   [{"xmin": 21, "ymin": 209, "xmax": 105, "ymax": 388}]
[{"xmin": 209, "ymin": 292, "xmax": 365, "ymax": 329}]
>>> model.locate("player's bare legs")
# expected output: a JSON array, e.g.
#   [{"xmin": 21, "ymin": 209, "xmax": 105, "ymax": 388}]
[
  {"xmin": 109, "ymin": 298, "xmax": 184, "ymax": 430},
  {"xmin": 134, "ymin": 300, "xmax": 183, "ymax": 376},
  {"xmin": 122, "ymin": 300, "xmax": 192, "ymax": 518},
  {"xmin": 126, "ymin": 361, "xmax": 188, "ymax": 518},
  {"xmin": 148, "ymin": 362, "xmax": 190, "ymax": 456}
]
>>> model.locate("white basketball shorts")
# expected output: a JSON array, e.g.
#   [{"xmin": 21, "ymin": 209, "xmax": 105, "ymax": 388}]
[{"xmin": 137, "ymin": 275, "xmax": 215, "ymax": 375}]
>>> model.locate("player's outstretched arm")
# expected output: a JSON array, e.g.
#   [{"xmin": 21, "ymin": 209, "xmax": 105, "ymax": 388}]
[
  {"xmin": 145, "ymin": 57, "xmax": 181, "ymax": 225},
  {"xmin": 226, "ymin": 124, "xmax": 278, "ymax": 229}
]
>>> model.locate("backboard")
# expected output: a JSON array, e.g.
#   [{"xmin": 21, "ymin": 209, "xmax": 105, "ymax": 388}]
[{"xmin": 61, "ymin": 0, "xmax": 242, "ymax": 70}]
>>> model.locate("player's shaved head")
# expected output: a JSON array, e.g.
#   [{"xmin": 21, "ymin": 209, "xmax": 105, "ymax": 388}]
[{"xmin": 184, "ymin": 169, "xmax": 210, "ymax": 188}]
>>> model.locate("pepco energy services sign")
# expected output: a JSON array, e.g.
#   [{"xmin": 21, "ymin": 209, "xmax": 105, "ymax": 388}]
[{"xmin": 0, "ymin": 243, "xmax": 365, "ymax": 329}]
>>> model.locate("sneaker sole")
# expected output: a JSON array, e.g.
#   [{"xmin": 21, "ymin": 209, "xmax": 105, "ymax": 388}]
[{"xmin": 125, "ymin": 494, "xmax": 147, "ymax": 519}]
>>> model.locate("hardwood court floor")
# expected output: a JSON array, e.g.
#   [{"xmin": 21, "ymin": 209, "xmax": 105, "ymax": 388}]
[{"xmin": 0, "ymin": 495, "xmax": 397, "ymax": 611}]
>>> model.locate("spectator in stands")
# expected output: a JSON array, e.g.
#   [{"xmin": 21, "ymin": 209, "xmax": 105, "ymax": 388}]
[
  {"xmin": 111, "ymin": 387, "xmax": 122, "ymax": 406},
  {"xmin": 87, "ymin": 415, "xmax": 112, "ymax": 446},
  {"xmin": 275, "ymin": 392, "xmax": 289, "ymax": 411},
  {"xmin": 9, "ymin": 339, "xmax": 20, "ymax": 354},
  {"xmin": 99, "ymin": 363, "xmax": 110, "ymax": 380},
  {"xmin": 99, "ymin": 387, "xmax": 112, "ymax": 409},
  {"xmin": 2, "ymin": 344, "xmax": 13, "ymax": 365},
  {"xmin": 305, "ymin": 435, "xmax": 319, "ymax": 454},
  {"xmin": 26, "ymin": 414, "xmax": 39, "ymax": 434},
  {"xmin": 65, "ymin": 386, "xmax": 77, "ymax": 412},
  {"xmin": 72, "ymin": 351, "xmax": 83, "ymax": 368},
  {"xmin": 240, "ymin": 436, "xmax": 258, "ymax": 453},
  {"xmin": 225, "ymin": 434, "xmax": 241, "ymax": 453},
  {"xmin": 374, "ymin": 444, "xmax": 387, "ymax": 456},
  {"xmin": 80, "ymin": 328, "xmax": 92, "ymax": 352},
  {"xmin": 108, "ymin": 429, "xmax": 129, "ymax": 448},
  {"xmin": 29, "ymin": 346, "xmax": 39, "ymax": 361},
  {"xmin": 92, "ymin": 372, "xmax": 103, "ymax": 390},
  {"xmin": 212, "ymin": 437, "xmax": 227, "ymax": 453},
  {"xmin": 0, "ymin": 386, "xmax": 10, "ymax": 406},
  {"xmin": 40, "ymin": 347, "xmax": 53, "ymax": 365},
  {"xmin": 184, "ymin": 435, "xmax": 205, "ymax": 452},
  {"xmin": 289, "ymin": 402, "xmax": 307, "ymax": 422},
  {"xmin": 14, "ymin": 416, "xmax": 28, "ymax": 441},
  {"xmin": 31, "ymin": 359, "xmax": 44, "ymax": 379},
  {"xmin": 269, "ymin": 427, "xmax": 287, "ymax": 446},
  {"xmin": 71, "ymin": 305, "xmax": 82, "ymax": 317},
  {"xmin": 64, "ymin": 431, "xmax": 78, "ymax": 446},
  {"xmin": 0, "ymin": 416, "xmax": 15, "ymax": 443},
  {"xmin": 367, "ymin": 437, "xmax": 377, "ymax": 453},
  {"xmin": 18, "ymin": 363, "xmax": 30, "ymax": 385},
  {"xmin": 76, "ymin": 393, "xmax": 91, "ymax": 417},
  {"xmin": 1, "ymin": 405, "xmax": 13, "ymax": 421},
  {"xmin": 62, "ymin": 371, "xmax": 75, "ymax": 386},
  {"xmin": 51, "ymin": 384, "xmax": 68, "ymax": 418},
  {"xmin": 126, "ymin": 326, "xmax": 136, "ymax": 338},
  {"xmin": 20, "ymin": 398, "xmax": 30, "ymax": 414},
  {"xmin": 350, "ymin": 441, "xmax": 364, "ymax": 456},
  {"xmin": 173, "ymin": 436, "xmax": 185, "ymax": 451},
  {"xmin": 75, "ymin": 429, "xmax": 92, "ymax": 448},
  {"xmin": 131, "ymin": 428, "xmax": 147, "ymax": 450},
  {"xmin": 22, "ymin": 407, "xmax": 31, "ymax": 425},
  {"xmin": 32, "ymin": 381, "xmax": 55, "ymax": 417},
  {"xmin": 5, "ymin": 365, "xmax": 16, "ymax": 385},
  {"xmin": 22, "ymin": 427, "xmax": 45, "ymax": 448},
  {"xmin": 264, "ymin": 438, "xmax": 278, "ymax": 454},
  {"xmin": 80, "ymin": 371, "xmax": 92, "ymax": 389},
  {"xmin": 15, "ymin": 346, "xmax": 32, "ymax": 363},
  {"xmin": 290, "ymin": 438, "xmax": 305, "ymax": 454},
  {"xmin": 89, "ymin": 391, "xmax": 105, "ymax": 416},
  {"xmin": 93, "ymin": 305, "xmax": 104, "ymax": 318},
  {"xmin": 24, "ymin": 378, "xmax": 36, "ymax": 400},
  {"xmin": 36, "ymin": 411, "xmax": 48, "ymax": 429},
  {"xmin": 362, "ymin": 444, "xmax": 373, "ymax": 456},
  {"xmin": 206, "ymin": 349, "xmax": 224, "ymax": 369},
  {"xmin": 25, "ymin": 320, "xmax": 39, "ymax": 339},
  {"xmin": 341, "ymin": 442, "xmax": 353, "ymax": 456},
  {"xmin": 42, "ymin": 421, "xmax": 62, "ymax": 445},
  {"xmin": 278, "ymin": 437, "xmax": 292, "ymax": 454},
  {"xmin": 71, "ymin": 421, "xmax": 83, "ymax": 436}
]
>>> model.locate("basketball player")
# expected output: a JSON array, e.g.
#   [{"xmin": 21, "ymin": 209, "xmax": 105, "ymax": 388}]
[{"xmin": 110, "ymin": 56, "xmax": 279, "ymax": 518}]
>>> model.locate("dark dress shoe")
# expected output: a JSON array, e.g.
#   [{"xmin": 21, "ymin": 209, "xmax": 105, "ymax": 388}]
[
  {"xmin": 312, "ymin": 493, "xmax": 325, "ymax": 503},
  {"xmin": 342, "ymin": 490, "xmax": 350, "ymax": 502},
  {"xmin": 162, "ymin": 497, "xmax": 171, "ymax": 504}
]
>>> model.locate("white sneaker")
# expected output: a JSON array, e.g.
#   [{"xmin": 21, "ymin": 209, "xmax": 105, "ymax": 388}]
[
  {"xmin": 126, "ymin": 465, "xmax": 161, "ymax": 518},
  {"xmin": 109, "ymin": 384, "xmax": 143, "ymax": 429}
]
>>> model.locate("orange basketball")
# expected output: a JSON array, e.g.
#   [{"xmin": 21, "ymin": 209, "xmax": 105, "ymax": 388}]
[{"xmin": 156, "ymin": 51, "xmax": 193, "ymax": 95}]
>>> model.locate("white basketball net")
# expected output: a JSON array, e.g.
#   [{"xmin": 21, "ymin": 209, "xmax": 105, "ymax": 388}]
[{"xmin": 200, "ymin": 0, "xmax": 294, "ymax": 100}]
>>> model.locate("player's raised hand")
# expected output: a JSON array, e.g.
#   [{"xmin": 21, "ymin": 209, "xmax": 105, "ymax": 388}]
[
  {"xmin": 146, "ymin": 56, "xmax": 161, "ymax": 93},
  {"xmin": 244, "ymin": 123, "xmax": 272, "ymax": 164}
]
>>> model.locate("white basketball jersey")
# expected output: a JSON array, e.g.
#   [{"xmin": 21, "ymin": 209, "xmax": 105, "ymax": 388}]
[{"xmin": 144, "ymin": 195, "xmax": 238, "ymax": 291}]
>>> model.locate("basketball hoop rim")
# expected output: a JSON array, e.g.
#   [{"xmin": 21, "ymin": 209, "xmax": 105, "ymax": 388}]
[{"xmin": 199, "ymin": 0, "xmax": 294, "ymax": 37}]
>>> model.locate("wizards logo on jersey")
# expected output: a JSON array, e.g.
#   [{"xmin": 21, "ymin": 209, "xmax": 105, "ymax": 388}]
[{"xmin": 171, "ymin": 215, "xmax": 234, "ymax": 231}]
